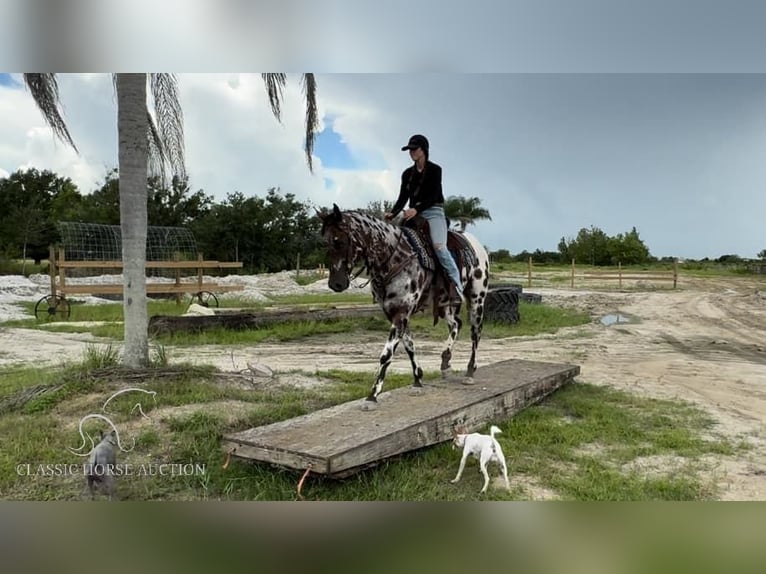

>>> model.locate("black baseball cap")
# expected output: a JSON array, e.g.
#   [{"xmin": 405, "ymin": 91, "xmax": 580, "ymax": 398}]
[{"xmin": 401, "ymin": 134, "xmax": 429, "ymax": 151}]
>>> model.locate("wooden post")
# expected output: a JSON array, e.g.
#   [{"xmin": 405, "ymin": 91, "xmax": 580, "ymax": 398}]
[
  {"xmin": 673, "ymin": 259, "xmax": 678, "ymax": 289},
  {"xmin": 296, "ymin": 252, "xmax": 301, "ymax": 280},
  {"xmin": 49, "ymin": 245, "xmax": 56, "ymax": 298},
  {"xmin": 58, "ymin": 247, "xmax": 66, "ymax": 291},
  {"xmin": 527, "ymin": 256, "xmax": 532, "ymax": 288},
  {"xmin": 197, "ymin": 253, "xmax": 204, "ymax": 292},
  {"xmin": 571, "ymin": 258, "xmax": 575, "ymax": 288},
  {"xmin": 174, "ymin": 251, "xmax": 182, "ymax": 305},
  {"xmin": 618, "ymin": 261, "xmax": 622, "ymax": 289}
]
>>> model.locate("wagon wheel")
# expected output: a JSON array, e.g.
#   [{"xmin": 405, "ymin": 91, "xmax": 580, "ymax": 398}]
[
  {"xmin": 193, "ymin": 290, "xmax": 219, "ymax": 308},
  {"xmin": 34, "ymin": 295, "xmax": 71, "ymax": 320}
]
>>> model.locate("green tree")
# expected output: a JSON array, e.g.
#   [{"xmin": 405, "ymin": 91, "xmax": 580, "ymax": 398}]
[
  {"xmin": 758, "ymin": 249, "xmax": 766, "ymax": 260},
  {"xmin": 191, "ymin": 188, "xmax": 322, "ymax": 273},
  {"xmin": 361, "ymin": 199, "xmax": 394, "ymax": 220},
  {"xmin": 490, "ymin": 249, "xmax": 513, "ymax": 263},
  {"xmin": 559, "ymin": 225, "xmax": 611, "ymax": 265},
  {"xmin": 23, "ymin": 73, "xmax": 319, "ymax": 367},
  {"xmin": 76, "ymin": 169, "xmax": 122, "ymax": 225},
  {"xmin": 147, "ymin": 175, "xmax": 213, "ymax": 227},
  {"xmin": 443, "ymin": 195, "xmax": 492, "ymax": 231},
  {"xmin": 0, "ymin": 168, "xmax": 84, "ymax": 267},
  {"xmin": 559, "ymin": 225, "xmax": 650, "ymax": 266},
  {"xmin": 607, "ymin": 227, "xmax": 650, "ymax": 265}
]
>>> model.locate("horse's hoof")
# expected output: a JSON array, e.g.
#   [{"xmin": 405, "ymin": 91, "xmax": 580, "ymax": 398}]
[
  {"xmin": 440, "ymin": 369, "xmax": 451, "ymax": 379},
  {"xmin": 361, "ymin": 400, "xmax": 379, "ymax": 411},
  {"xmin": 461, "ymin": 377, "xmax": 476, "ymax": 386}
]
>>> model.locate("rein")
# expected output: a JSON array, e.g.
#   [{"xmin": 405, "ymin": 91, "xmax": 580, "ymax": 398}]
[
  {"xmin": 368, "ymin": 223, "xmax": 415, "ymax": 289},
  {"xmin": 349, "ymin": 220, "xmax": 412, "ymax": 290}
]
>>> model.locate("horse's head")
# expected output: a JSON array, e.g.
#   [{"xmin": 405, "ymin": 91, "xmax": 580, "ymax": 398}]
[{"xmin": 317, "ymin": 203, "xmax": 362, "ymax": 292}]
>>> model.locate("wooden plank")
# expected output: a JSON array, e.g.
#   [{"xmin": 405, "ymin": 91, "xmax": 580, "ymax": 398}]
[
  {"xmin": 56, "ymin": 260, "xmax": 243, "ymax": 269},
  {"xmin": 60, "ymin": 283, "xmax": 244, "ymax": 295},
  {"xmin": 221, "ymin": 358, "xmax": 579, "ymax": 477}
]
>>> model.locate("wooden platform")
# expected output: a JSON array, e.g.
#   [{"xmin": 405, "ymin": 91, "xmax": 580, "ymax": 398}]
[{"xmin": 222, "ymin": 358, "xmax": 580, "ymax": 478}]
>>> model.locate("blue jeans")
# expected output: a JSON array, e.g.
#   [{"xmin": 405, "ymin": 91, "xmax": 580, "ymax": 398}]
[{"xmin": 419, "ymin": 205, "xmax": 463, "ymax": 292}]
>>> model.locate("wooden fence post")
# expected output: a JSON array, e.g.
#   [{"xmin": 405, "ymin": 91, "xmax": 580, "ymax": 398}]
[
  {"xmin": 197, "ymin": 253, "xmax": 204, "ymax": 292},
  {"xmin": 673, "ymin": 259, "xmax": 678, "ymax": 289},
  {"xmin": 571, "ymin": 258, "xmax": 575, "ymax": 288},
  {"xmin": 58, "ymin": 247, "xmax": 66, "ymax": 291},
  {"xmin": 174, "ymin": 251, "xmax": 182, "ymax": 305},
  {"xmin": 49, "ymin": 245, "xmax": 57, "ymax": 298},
  {"xmin": 296, "ymin": 252, "xmax": 301, "ymax": 280},
  {"xmin": 618, "ymin": 261, "xmax": 622, "ymax": 289},
  {"xmin": 527, "ymin": 256, "xmax": 532, "ymax": 288}
]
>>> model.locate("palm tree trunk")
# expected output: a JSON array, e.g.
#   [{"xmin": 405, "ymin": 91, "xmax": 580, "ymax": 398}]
[{"xmin": 116, "ymin": 74, "xmax": 149, "ymax": 368}]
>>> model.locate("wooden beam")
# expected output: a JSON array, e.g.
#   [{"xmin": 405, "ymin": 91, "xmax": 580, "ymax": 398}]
[
  {"xmin": 222, "ymin": 358, "xmax": 579, "ymax": 477},
  {"xmin": 56, "ymin": 260, "xmax": 243, "ymax": 269},
  {"xmin": 148, "ymin": 305, "xmax": 383, "ymax": 336}
]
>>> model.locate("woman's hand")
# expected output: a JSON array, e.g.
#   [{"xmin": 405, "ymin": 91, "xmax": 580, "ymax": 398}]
[{"xmin": 403, "ymin": 208, "xmax": 417, "ymax": 220}]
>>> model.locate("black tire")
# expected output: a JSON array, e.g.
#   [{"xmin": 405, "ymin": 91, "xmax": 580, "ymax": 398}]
[
  {"xmin": 487, "ymin": 282, "xmax": 523, "ymax": 293},
  {"xmin": 484, "ymin": 288, "xmax": 520, "ymax": 323},
  {"xmin": 520, "ymin": 293, "xmax": 542, "ymax": 304}
]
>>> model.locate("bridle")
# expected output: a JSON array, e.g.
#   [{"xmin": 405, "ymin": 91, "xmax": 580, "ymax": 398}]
[{"xmin": 337, "ymin": 219, "xmax": 413, "ymax": 290}]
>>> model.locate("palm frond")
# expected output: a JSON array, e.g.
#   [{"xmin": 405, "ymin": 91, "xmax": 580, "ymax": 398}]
[
  {"xmin": 23, "ymin": 73, "xmax": 78, "ymax": 152},
  {"xmin": 262, "ymin": 73, "xmax": 286, "ymax": 122},
  {"xmin": 149, "ymin": 73, "xmax": 186, "ymax": 180},
  {"xmin": 301, "ymin": 73, "xmax": 319, "ymax": 173},
  {"xmin": 147, "ymin": 111, "xmax": 168, "ymax": 179}
]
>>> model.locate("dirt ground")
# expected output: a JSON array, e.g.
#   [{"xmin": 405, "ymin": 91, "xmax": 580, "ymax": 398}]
[{"xmin": 2, "ymin": 275, "xmax": 765, "ymax": 500}]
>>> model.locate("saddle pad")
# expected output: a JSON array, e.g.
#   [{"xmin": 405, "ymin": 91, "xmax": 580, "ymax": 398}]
[
  {"xmin": 446, "ymin": 231, "xmax": 478, "ymax": 268},
  {"xmin": 401, "ymin": 227, "xmax": 436, "ymax": 271}
]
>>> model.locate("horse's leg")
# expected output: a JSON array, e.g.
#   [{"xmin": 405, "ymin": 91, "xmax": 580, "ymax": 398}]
[
  {"xmin": 400, "ymin": 327, "xmax": 424, "ymax": 388},
  {"xmin": 439, "ymin": 307, "xmax": 462, "ymax": 378},
  {"xmin": 465, "ymin": 272, "xmax": 488, "ymax": 380},
  {"xmin": 363, "ymin": 321, "xmax": 405, "ymax": 409}
]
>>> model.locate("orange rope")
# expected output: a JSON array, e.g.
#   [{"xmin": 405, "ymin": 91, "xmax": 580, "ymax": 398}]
[{"xmin": 296, "ymin": 463, "xmax": 313, "ymax": 500}]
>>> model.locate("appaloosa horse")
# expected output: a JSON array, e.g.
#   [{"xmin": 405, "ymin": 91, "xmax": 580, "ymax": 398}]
[{"xmin": 318, "ymin": 204, "xmax": 490, "ymax": 410}]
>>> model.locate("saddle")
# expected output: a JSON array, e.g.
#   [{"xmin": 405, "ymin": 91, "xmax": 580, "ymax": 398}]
[{"xmin": 401, "ymin": 215, "xmax": 477, "ymax": 322}]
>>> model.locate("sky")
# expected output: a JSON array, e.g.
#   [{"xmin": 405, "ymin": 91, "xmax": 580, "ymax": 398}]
[{"xmin": 1, "ymin": 72, "xmax": 766, "ymax": 260}]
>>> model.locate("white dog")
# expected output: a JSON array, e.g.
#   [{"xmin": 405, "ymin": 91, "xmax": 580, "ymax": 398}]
[{"xmin": 451, "ymin": 424, "xmax": 510, "ymax": 493}]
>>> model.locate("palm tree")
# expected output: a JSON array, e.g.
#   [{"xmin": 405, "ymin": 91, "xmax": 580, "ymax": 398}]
[
  {"xmin": 443, "ymin": 195, "xmax": 492, "ymax": 232},
  {"xmin": 23, "ymin": 73, "xmax": 319, "ymax": 367}
]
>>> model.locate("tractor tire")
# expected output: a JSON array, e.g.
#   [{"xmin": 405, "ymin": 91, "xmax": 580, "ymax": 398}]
[
  {"xmin": 484, "ymin": 288, "xmax": 520, "ymax": 324},
  {"xmin": 487, "ymin": 282, "xmax": 523, "ymax": 293},
  {"xmin": 520, "ymin": 293, "xmax": 542, "ymax": 304}
]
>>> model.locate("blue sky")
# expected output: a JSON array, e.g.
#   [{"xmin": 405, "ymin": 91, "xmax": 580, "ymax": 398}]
[
  {"xmin": 314, "ymin": 116, "xmax": 356, "ymax": 170},
  {"xmin": 0, "ymin": 73, "xmax": 20, "ymax": 87},
  {"xmin": 2, "ymin": 73, "xmax": 766, "ymax": 260}
]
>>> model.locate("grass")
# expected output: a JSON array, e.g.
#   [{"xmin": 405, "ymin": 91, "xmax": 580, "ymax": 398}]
[
  {"xmin": 0, "ymin": 354, "xmax": 744, "ymax": 501},
  {"xmin": 1, "ymin": 295, "xmax": 592, "ymax": 346}
]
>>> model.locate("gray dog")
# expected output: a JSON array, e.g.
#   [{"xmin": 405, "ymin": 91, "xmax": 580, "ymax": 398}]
[{"xmin": 85, "ymin": 429, "xmax": 118, "ymax": 500}]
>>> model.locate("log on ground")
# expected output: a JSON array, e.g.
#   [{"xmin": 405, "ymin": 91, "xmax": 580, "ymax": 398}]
[{"xmin": 148, "ymin": 306, "xmax": 383, "ymax": 336}]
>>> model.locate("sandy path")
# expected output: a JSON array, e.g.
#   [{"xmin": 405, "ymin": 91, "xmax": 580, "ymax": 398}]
[{"xmin": 2, "ymin": 277, "xmax": 765, "ymax": 499}]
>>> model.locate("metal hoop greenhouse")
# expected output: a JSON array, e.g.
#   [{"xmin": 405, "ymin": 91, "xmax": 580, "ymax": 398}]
[{"xmin": 57, "ymin": 222, "xmax": 199, "ymax": 262}]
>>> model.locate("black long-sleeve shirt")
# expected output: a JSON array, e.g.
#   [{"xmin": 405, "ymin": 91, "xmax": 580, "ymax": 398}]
[{"xmin": 390, "ymin": 160, "xmax": 445, "ymax": 217}]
